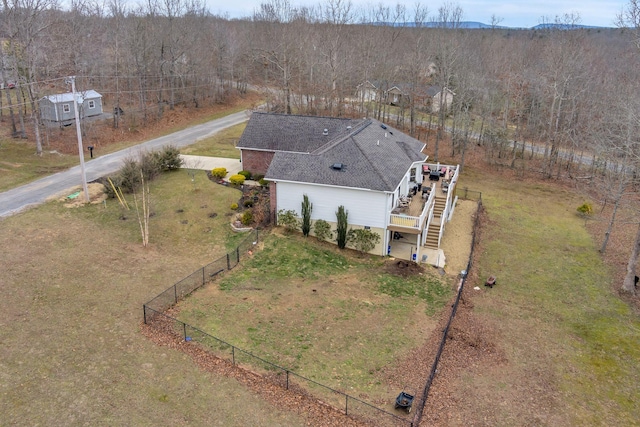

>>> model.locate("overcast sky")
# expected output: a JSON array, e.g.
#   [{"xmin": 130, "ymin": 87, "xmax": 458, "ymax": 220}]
[{"xmin": 208, "ymin": 0, "xmax": 626, "ymax": 28}]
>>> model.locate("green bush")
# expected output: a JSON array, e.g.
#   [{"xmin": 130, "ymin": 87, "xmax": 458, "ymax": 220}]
[
  {"xmin": 238, "ymin": 170, "xmax": 252, "ymax": 180},
  {"xmin": 119, "ymin": 157, "xmax": 143, "ymax": 193},
  {"xmin": 348, "ymin": 229, "xmax": 381, "ymax": 253},
  {"xmin": 301, "ymin": 194, "xmax": 312, "ymax": 237},
  {"xmin": 241, "ymin": 210, "xmax": 253, "ymax": 226},
  {"xmin": 139, "ymin": 151, "xmax": 161, "ymax": 182},
  {"xmin": 253, "ymin": 174, "xmax": 264, "ymax": 181},
  {"xmin": 278, "ymin": 209, "xmax": 299, "ymax": 232},
  {"xmin": 577, "ymin": 203, "xmax": 593, "ymax": 216},
  {"xmin": 153, "ymin": 145, "xmax": 182, "ymax": 171},
  {"xmin": 230, "ymin": 202, "xmax": 239, "ymax": 210},
  {"xmin": 211, "ymin": 167, "xmax": 228, "ymax": 179},
  {"xmin": 259, "ymin": 178, "xmax": 269, "ymax": 187},
  {"xmin": 243, "ymin": 199, "xmax": 254, "ymax": 208},
  {"xmin": 229, "ymin": 174, "xmax": 246, "ymax": 185},
  {"xmin": 313, "ymin": 219, "xmax": 332, "ymax": 241},
  {"xmin": 336, "ymin": 205, "xmax": 348, "ymax": 249}
]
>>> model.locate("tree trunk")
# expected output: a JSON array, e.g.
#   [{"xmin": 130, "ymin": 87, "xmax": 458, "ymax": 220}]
[{"xmin": 622, "ymin": 222, "xmax": 640, "ymax": 295}]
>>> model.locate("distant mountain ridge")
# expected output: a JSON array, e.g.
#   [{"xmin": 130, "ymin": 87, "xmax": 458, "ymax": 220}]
[{"xmin": 374, "ymin": 21, "xmax": 611, "ymax": 30}]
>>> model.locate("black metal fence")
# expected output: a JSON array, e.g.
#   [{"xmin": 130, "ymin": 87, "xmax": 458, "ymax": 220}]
[
  {"xmin": 412, "ymin": 195, "xmax": 484, "ymax": 425},
  {"xmin": 144, "ymin": 191, "xmax": 484, "ymax": 427},
  {"xmin": 143, "ymin": 228, "xmax": 413, "ymax": 427},
  {"xmin": 454, "ymin": 186, "xmax": 482, "ymax": 201}
]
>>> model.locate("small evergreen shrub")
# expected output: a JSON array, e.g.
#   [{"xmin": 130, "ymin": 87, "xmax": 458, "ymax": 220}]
[
  {"xmin": 153, "ymin": 145, "xmax": 182, "ymax": 171},
  {"xmin": 230, "ymin": 202, "xmax": 239, "ymax": 210},
  {"xmin": 229, "ymin": 174, "xmax": 246, "ymax": 185},
  {"xmin": 348, "ymin": 229, "xmax": 381, "ymax": 253},
  {"xmin": 259, "ymin": 178, "xmax": 269, "ymax": 187},
  {"xmin": 313, "ymin": 219, "xmax": 332, "ymax": 241},
  {"xmin": 336, "ymin": 205, "xmax": 348, "ymax": 249},
  {"xmin": 211, "ymin": 167, "xmax": 228, "ymax": 179},
  {"xmin": 253, "ymin": 174, "xmax": 265, "ymax": 181},
  {"xmin": 278, "ymin": 209, "xmax": 299, "ymax": 232},
  {"xmin": 577, "ymin": 203, "xmax": 593, "ymax": 216},
  {"xmin": 241, "ymin": 210, "xmax": 253, "ymax": 226},
  {"xmin": 238, "ymin": 170, "xmax": 252, "ymax": 180}
]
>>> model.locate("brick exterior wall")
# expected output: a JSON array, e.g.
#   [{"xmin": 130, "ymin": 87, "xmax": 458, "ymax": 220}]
[{"xmin": 241, "ymin": 149, "xmax": 275, "ymax": 176}]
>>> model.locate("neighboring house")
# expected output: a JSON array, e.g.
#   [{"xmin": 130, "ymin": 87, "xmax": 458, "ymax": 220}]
[
  {"xmin": 425, "ymin": 86, "xmax": 455, "ymax": 113},
  {"xmin": 386, "ymin": 85, "xmax": 407, "ymax": 106},
  {"xmin": 354, "ymin": 80, "xmax": 379, "ymax": 103},
  {"xmin": 238, "ymin": 112, "xmax": 439, "ymax": 258},
  {"xmin": 39, "ymin": 90, "xmax": 103, "ymax": 123}
]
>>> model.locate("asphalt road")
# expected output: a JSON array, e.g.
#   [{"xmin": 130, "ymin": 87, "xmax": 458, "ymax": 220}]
[{"xmin": 0, "ymin": 110, "xmax": 250, "ymax": 218}]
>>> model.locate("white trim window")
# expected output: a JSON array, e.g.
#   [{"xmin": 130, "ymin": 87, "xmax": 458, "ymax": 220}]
[
  {"xmin": 62, "ymin": 103, "xmax": 71, "ymax": 113},
  {"xmin": 87, "ymin": 100, "xmax": 95, "ymax": 109}
]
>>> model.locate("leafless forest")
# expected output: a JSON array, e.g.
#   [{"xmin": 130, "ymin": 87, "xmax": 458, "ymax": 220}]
[{"xmin": 2, "ymin": 0, "xmax": 640, "ymax": 292}]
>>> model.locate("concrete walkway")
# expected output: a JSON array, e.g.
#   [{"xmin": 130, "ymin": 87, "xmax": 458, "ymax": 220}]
[{"xmin": 179, "ymin": 155, "xmax": 243, "ymax": 175}]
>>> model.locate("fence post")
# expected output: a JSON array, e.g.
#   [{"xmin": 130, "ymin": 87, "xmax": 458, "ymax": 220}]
[
  {"xmin": 174, "ymin": 284, "xmax": 177, "ymax": 304},
  {"xmin": 256, "ymin": 229, "xmax": 259, "ymax": 243},
  {"xmin": 232, "ymin": 347, "xmax": 235, "ymax": 365},
  {"xmin": 202, "ymin": 267, "xmax": 205, "ymax": 286},
  {"xmin": 143, "ymin": 305, "xmax": 147, "ymax": 324},
  {"xmin": 236, "ymin": 247, "xmax": 240, "ymax": 264},
  {"xmin": 183, "ymin": 322, "xmax": 187, "ymax": 340},
  {"xmin": 286, "ymin": 370, "xmax": 289, "ymax": 390},
  {"xmin": 464, "ymin": 187, "xmax": 468, "ymax": 199},
  {"xmin": 345, "ymin": 394, "xmax": 348, "ymax": 415},
  {"xmin": 226, "ymin": 253, "xmax": 230, "ymax": 270}
]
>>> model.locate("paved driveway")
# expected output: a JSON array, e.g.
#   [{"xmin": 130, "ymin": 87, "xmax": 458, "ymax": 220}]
[{"xmin": 0, "ymin": 111, "xmax": 250, "ymax": 218}]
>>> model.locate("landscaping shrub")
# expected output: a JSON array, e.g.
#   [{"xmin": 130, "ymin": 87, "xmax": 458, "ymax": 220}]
[
  {"xmin": 313, "ymin": 219, "xmax": 332, "ymax": 241},
  {"xmin": 241, "ymin": 210, "xmax": 253, "ymax": 226},
  {"xmin": 238, "ymin": 170, "xmax": 252, "ymax": 180},
  {"xmin": 577, "ymin": 202, "xmax": 593, "ymax": 217},
  {"xmin": 211, "ymin": 167, "xmax": 228, "ymax": 179},
  {"xmin": 336, "ymin": 205, "xmax": 348, "ymax": 249},
  {"xmin": 243, "ymin": 199, "xmax": 254, "ymax": 208},
  {"xmin": 230, "ymin": 202, "xmax": 239, "ymax": 210},
  {"xmin": 229, "ymin": 174, "xmax": 246, "ymax": 185},
  {"xmin": 119, "ymin": 157, "xmax": 144, "ymax": 193},
  {"xmin": 278, "ymin": 209, "xmax": 299, "ymax": 232},
  {"xmin": 153, "ymin": 145, "xmax": 182, "ymax": 171},
  {"xmin": 348, "ymin": 229, "xmax": 381, "ymax": 253},
  {"xmin": 253, "ymin": 174, "xmax": 264, "ymax": 181},
  {"xmin": 258, "ymin": 178, "xmax": 269, "ymax": 187},
  {"xmin": 139, "ymin": 151, "xmax": 161, "ymax": 182},
  {"xmin": 301, "ymin": 194, "xmax": 312, "ymax": 237}
]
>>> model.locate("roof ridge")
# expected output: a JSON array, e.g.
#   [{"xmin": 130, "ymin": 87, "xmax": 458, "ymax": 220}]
[
  {"xmin": 311, "ymin": 118, "xmax": 369, "ymax": 155},
  {"xmin": 351, "ymin": 122, "xmax": 398, "ymax": 190}
]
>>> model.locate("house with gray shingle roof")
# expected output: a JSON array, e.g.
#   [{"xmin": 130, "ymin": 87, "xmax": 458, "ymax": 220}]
[{"xmin": 238, "ymin": 112, "xmax": 461, "ymax": 262}]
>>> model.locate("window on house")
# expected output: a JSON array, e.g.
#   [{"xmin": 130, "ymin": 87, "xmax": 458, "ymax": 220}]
[
  {"xmin": 409, "ymin": 167, "xmax": 416, "ymax": 182},
  {"xmin": 62, "ymin": 104, "xmax": 70, "ymax": 113},
  {"xmin": 88, "ymin": 100, "xmax": 95, "ymax": 109}
]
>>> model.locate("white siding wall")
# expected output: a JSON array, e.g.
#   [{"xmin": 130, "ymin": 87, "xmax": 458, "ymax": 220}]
[{"xmin": 276, "ymin": 182, "xmax": 389, "ymax": 229}]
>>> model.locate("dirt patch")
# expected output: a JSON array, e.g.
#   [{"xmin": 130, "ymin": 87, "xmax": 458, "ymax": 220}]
[
  {"xmin": 55, "ymin": 182, "xmax": 108, "ymax": 207},
  {"xmin": 384, "ymin": 258, "xmax": 426, "ymax": 277},
  {"xmin": 441, "ymin": 199, "xmax": 477, "ymax": 275}
]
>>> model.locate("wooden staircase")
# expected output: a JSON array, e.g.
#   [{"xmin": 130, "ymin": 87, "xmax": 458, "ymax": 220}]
[{"xmin": 424, "ymin": 196, "xmax": 447, "ymax": 249}]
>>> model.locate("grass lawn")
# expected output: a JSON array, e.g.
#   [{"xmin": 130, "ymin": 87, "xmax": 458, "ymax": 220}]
[
  {"xmin": 0, "ymin": 140, "xmax": 80, "ymax": 192},
  {"xmin": 437, "ymin": 167, "xmax": 640, "ymax": 426},
  {"xmin": 0, "ymin": 170, "xmax": 309, "ymax": 426},
  {"xmin": 181, "ymin": 123, "xmax": 245, "ymax": 159},
  {"xmin": 176, "ymin": 232, "xmax": 453, "ymax": 404}
]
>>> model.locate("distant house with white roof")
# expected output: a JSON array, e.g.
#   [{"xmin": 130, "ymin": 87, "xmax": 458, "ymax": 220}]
[{"xmin": 39, "ymin": 90, "xmax": 103, "ymax": 123}]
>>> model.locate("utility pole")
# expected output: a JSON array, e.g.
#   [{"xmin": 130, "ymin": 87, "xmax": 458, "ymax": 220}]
[{"xmin": 68, "ymin": 76, "xmax": 90, "ymax": 203}]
